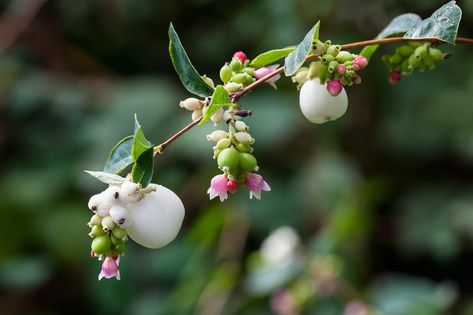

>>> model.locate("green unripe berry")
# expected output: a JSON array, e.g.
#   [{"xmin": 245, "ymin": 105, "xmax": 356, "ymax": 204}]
[
  {"xmin": 224, "ymin": 82, "xmax": 242, "ymax": 93},
  {"xmin": 407, "ymin": 42, "xmax": 422, "ymax": 48},
  {"xmin": 112, "ymin": 227, "xmax": 128, "ymax": 241},
  {"xmin": 242, "ymin": 67, "xmax": 255, "ymax": 76},
  {"xmin": 217, "ymin": 147, "xmax": 240, "ymax": 171},
  {"xmin": 233, "ymin": 73, "xmax": 247, "ymax": 84},
  {"xmin": 398, "ymin": 45, "xmax": 414, "ymax": 57},
  {"xmin": 243, "ymin": 73, "xmax": 254, "ymax": 85},
  {"xmin": 220, "ymin": 64, "xmax": 232, "ymax": 83},
  {"xmin": 91, "ymin": 235, "xmax": 112, "ymax": 255},
  {"xmin": 429, "ymin": 48, "xmax": 444, "ymax": 61},
  {"xmin": 389, "ymin": 54, "xmax": 403, "ymax": 65},
  {"xmin": 230, "ymin": 59, "xmax": 243, "ymax": 72},
  {"xmin": 401, "ymin": 59, "xmax": 411, "ymax": 74},
  {"xmin": 89, "ymin": 225, "xmax": 105, "ymax": 237},
  {"xmin": 236, "ymin": 142, "xmax": 251, "ymax": 153},
  {"xmin": 328, "ymin": 60, "xmax": 339, "ymax": 73},
  {"xmin": 308, "ymin": 62, "xmax": 325, "ymax": 79},
  {"xmin": 326, "ymin": 45, "xmax": 341, "ymax": 57},
  {"xmin": 414, "ymin": 45, "xmax": 428, "ymax": 60},
  {"xmin": 216, "ymin": 138, "xmax": 231, "ymax": 150},
  {"xmin": 408, "ymin": 53, "xmax": 419, "ymax": 68},
  {"xmin": 239, "ymin": 153, "xmax": 257, "ymax": 173},
  {"xmin": 321, "ymin": 54, "xmax": 334, "ymax": 64}
]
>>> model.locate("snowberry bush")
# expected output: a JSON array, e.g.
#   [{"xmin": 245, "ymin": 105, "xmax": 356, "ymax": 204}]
[{"xmin": 84, "ymin": 1, "xmax": 470, "ymax": 280}]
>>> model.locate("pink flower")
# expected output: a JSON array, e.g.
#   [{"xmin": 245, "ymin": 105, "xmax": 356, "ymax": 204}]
[
  {"xmin": 336, "ymin": 65, "xmax": 346, "ymax": 74},
  {"xmin": 254, "ymin": 65, "xmax": 281, "ymax": 88},
  {"xmin": 271, "ymin": 289, "xmax": 299, "ymax": 315},
  {"xmin": 233, "ymin": 51, "xmax": 247, "ymax": 62},
  {"xmin": 98, "ymin": 256, "xmax": 120, "ymax": 280},
  {"xmin": 245, "ymin": 173, "xmax": 271, "ymax": 200},
  {"xmin": 352, "ymin": 55, "xmax": 368, "ymax": 70},
  {"xmin": 207, "ymin": 174, "xmax": 229, "ymax": 202},
  {"xmin": 326, "ymin": 79, "xmax": 343, "ymax": 96},
  {"xmin": 388, "ymin": 70, "xmax": 402, "ymax": 85}
]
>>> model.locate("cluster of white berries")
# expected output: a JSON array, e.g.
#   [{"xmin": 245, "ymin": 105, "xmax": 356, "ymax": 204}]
[{"xmin": 179, "ymin": 97, "xmax": 224, "ymax": 125}]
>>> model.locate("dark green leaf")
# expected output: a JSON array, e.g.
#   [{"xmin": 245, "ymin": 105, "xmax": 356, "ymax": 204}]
[
  {"xmin": 250, "ymin": 47, "xmax": 296, "ymax": 68},
  {"xmin": 84, "ymin": 171, "xmax": 127, "ymax": 185},
  {"xmin": 361, "ymin": 13, "xmax": 422, "ymax": 61},
  {"xmin": 168, "ymin": 23, "xmax": 215, "ymax": 97},
  {"xmin": 103, "ymin": 135, "xmax": 133, "ymax": 174},
  {"xmin": 404, "ymin": 1, "xmax": 462, "ymax": 45},
  {"xmin": 131, "ymin": 147, "xmax": 154, "ymax": 188},
  {"xmin": 132, "ymin": 114, "xmax": 152, "ymax": 162},
  {"xmin": 198, "ymin": 85, "xmax": 232, "ymax": 126},
  {"xmin": 284, "ymin": 21, "xmax": 320, "ymax": 76}
]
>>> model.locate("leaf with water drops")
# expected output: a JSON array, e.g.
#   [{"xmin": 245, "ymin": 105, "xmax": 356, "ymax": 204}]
[{"xmin": 404, "ymin": 1, "xmax": 462, "ymax": 45}]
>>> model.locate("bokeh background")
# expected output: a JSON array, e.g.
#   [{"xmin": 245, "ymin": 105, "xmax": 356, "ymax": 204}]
[{"xmin": 1, "ymin": 0, "xmax": 473, "ymax": 314}]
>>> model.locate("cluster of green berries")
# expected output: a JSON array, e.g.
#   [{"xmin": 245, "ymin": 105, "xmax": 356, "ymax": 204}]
[
  {"xmin": 219, "ymin": 51, "xmax": 256, "ymax": 93},
  {"xmin": 89, "ymin": 215, "xmax": 128, "ymax": 257},
  {"xmin": 292, "ymin": 41, "xmax": 368, "ymax": 96},
  {"xmin": 382, "ymin": 42, "xmax": 447, "ymax": 84}
]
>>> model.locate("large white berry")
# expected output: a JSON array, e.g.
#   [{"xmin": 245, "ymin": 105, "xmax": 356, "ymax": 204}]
[
  {"xmin": 126, "ymin": 184, "xmax": 185, "ymax": 249},
  {"xmin": 299, "ymin": 78, "xmax": 348, "ymax": 124},
  {"xmin": 109, "ymin": 206, "xmax": 132, "ymax": 228},
  {"xmin": 120, "ymin": 181, "xmax": 140, "ymax": 196}
]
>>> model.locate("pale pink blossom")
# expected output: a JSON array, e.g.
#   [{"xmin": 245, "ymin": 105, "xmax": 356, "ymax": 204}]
[
  {"xmin": 326, "ymin": 79, "xmax": 343, "ymax": 96},
  {"xmin": 336, "ymin": 65, "xmax": 346, "ymax": 74},
  {"xmin": 207, "ymin": 174, "xmax": 229, "ymax": 202},
  {"xmin": 352, "ymin": 55, "xmax": 368, "ymax": 70},
  {"xmin": 98, "ymin": 256, "xmax": 120, "ymax": 280},
  {"xmin": 245, "ymin": 173, "xmax": 271, "ymax": 199},
  {"xmin": 254, "ymin": 65, "xmax": 281, "ymax": 88}
]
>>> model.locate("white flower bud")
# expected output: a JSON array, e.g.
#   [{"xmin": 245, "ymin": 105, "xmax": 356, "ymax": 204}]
[
  {"xmin": 292, "ymin": 69, "xmax": 309, "ymax": 88},
  {"xmin": 201, "ymin": 75, "xmax": 215, "ymax": 88},
  {"xmin": 206, "ymin": 130, "xmax": 228, "ymax": 142},
  {"xmin": 234, "ymin": 131, "xmax": 255, "ymax": 144},
  {"xmin": 109, "ymin": 206, "xmax": 132, "ymax": 228},
  {"xmin": 96, "ymin": 202, "xmax": 112, "ymax": 217},
  {"xmin": 299, "ymin": 78, "xmax": 348, "ymax": 124},
  {"xmin": 223, "ymin": 110, "xmax": 233, "ymax": 122},
  {"xmin": 211, "ymin": 108, "xmax": 224, "ymax": 125},
  {"xmin": 102, "ymin": 215, "xmax": 115, "ymax": 232},
  {"xmin": 179, "ymin": 98, "xmax": 203, "ymax": 111},
  {"xmin": 215, "ymin": 138, "xmax": 231, "ymax": 150},
  {"xmin": 234, "ymin": 120, "xmax": 249, "ymax": 132},
  {"xmin": 192, "ymin": 109, "xmax": 202, "ymax": 121}
]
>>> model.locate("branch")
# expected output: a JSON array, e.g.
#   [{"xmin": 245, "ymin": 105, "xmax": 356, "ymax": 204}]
[{"xmin": 155, "ymin": 36, "xmax": 473, "ymax": 157}]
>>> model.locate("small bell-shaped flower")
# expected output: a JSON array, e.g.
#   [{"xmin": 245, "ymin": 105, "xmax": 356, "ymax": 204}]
[
  {"xmin": 207, "ymin": 174, "xmax": 229, "ymax": 202},
  {"xmin": 245, "ymin": 173, "xmax": 271, "ymax": 200},
  {"xmin": 254, "ymin": 65, "xmax": 281, "ymax": 88},
  {"xmin": 98, "ymin": 256, "xmax": 120, "ymax": 281}
]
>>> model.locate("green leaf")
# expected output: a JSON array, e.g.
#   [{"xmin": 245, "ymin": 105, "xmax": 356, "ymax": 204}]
[
  {"xmin": 361, "ymin": 13, "xmax": 422, "ymax": 61},
  {"xmin": 168, "ymin": 23, "xmax": 215, "ymax": 97},
  {"xmin": 132, "ymin": 114, "xmax": 152, "ymax": 162},
  {"xmin": 84, "ymin": 171, "xmax": 127, "ymax": 185},
  {"xmin": 404, "ymin": 1, "xmax": 462, "ymax": 45},
  {"xmin": 284, "ymin": 21, "xmax": 320, "ymax": 76},
  {"xmin": 103, "ymin": 135, "xmax": 133, "ymax": 174},
  {"xmin": 131, "ymin": 147, "xmax": 154, "ymax": 188},
  {"xmin": 198, "ymin": 85, "xmax": 232, "ymax": 126},
  {"xmin": 250, "ymin": 46, "xmax": 296, "ymax": 68}
]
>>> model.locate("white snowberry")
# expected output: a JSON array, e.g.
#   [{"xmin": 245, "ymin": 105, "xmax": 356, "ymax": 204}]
[
  {"xmin": 126, "ymin": 184, "xmax": 185, "ymax": 249},
  {"xmin": 120, "ymin": 181, "xmax": 140, "ymax": 196},
  {"xmin": 102, "ymin": 186, "xmax": 122, "ymax": 205},
  {"xmin": 88, "ymin": 194, "xmax": 103, "ymax": 212},
  {"xmin": 299, "ymin": 78, "xmax": 348, "ymax": 124},
  {"xmin": 109, "ymin": 206, "xmax": 132, "ymax": 228}
]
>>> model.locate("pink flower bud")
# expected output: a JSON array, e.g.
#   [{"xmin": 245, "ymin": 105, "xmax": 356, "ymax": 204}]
[
  {"xmin": 388, "ymin": 70, "xmax": 402, "ymax": 85},
  {"xmin": 336, "ymin": 65, "xmax": 346, "ymax": 74},
  {"xmin": 233, "ymin": 51, "xmax": 247, "ymax": 62},
  {"xmin": 352, "ymin": 55, "xmax": 368, "ymax": 70},
  {"xmin": 226, "ymin": 179, "xmax": 238, "ymax": 193},
  {"xmin": 254, "ymin": 65, "xmax": 281, "ymax": 88},
  {"xmin": 353, "ymin": 74, "xmax": 362, "ymax": 85},
  {"xmin": 326, "ymin": 79, "xmax": 343, "ymax": 96}
]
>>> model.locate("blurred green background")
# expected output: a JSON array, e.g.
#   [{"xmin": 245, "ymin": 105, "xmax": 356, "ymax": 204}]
[{"xmin": 1, "ymin": 0, "xmax": 473, "ymax": 314}]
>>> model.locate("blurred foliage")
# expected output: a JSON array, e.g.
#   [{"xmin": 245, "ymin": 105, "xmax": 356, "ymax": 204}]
[{"xmin": 0, "ymin": 0, "xmax": 472, "ymax": 314}]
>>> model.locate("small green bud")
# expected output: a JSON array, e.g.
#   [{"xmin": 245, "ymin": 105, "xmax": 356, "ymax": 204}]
[
  {"xmin": 321, "ymin": 54, "xmax": 334, "ymax": 64},
  {"xmin": 217, "ymin": 147, "xmax": 240, "ymax": 171},
  {"xmin": 414, "ymin": 45, "xmax": 428, "ymax": 60},
  {"xmin": 407, "ymin": 41, "xmax": 422, "ymax": 48},
  {"xmin": 234, "ymin": 132, "xmax": 255, "ymax": 145},
  {"xmin": 408, "ymin": 53, "xmax": 419, "ymax": 68},
  {"xmin": 242, "ymin": 67, "xmax": 255, "ymax": 76},
  {"xmin": 180, "ymin": 98, "xmax": 203, "ymax": 111},
  {"xmin": 233, "ymin": 73, "xmax": 247, "ymax": 84},
  {"xmin": 326, "ymin": 45, "xmax": 341, "ymax": 57},
  {"xmin": 220, "ymin": 64, "xmax": 232, "ymax": 83},
  {"xmin": 114, "ymin": 243, "xmax": 126, "ymax": 256},
  {"xmin": 308, "ymin": 62, "xmax": 325, "ymax": 79},
  {"xmin": 88, "ymin": 214, "xmax": 102, "ymax": 227},
  {"xmin": 102, "ymin": 216, "xmax": 115, "ymax": 232},
  {"xmin": 112, "ymin": 226, "xmax": 128, "ymax": 241},
  {"xmin": 230, "ymin": 59, "xmax": 243, "ymax": 72},
  {"xmin": 398, "ymin": 45, "xmax": 414, "ymax": 57},
  {"xmin": 239, "ymin": 153, "xmax": 257, "ymax": 173},
  {"xmin": 89, "ymin": 225, "xmax": 105, "ymax": 238},
  {"xmin": 336, "ymin": 51, "xmax": 355, "ymax": 63},
  {"xmin": 110, "ymin": 235, "xmax": 123, "ymax": 246},
  {"xmin": 328, "ymin": 60, "xmax": 339, "ymax": 73},
  {"xmin": 216, "ymin": 138, "xmax": 231, "ymax": 150},
  {"xmin": 389, "ymin": 54, "xmax": 403, "ymax": 65},
  {"xmin": 401, "ymin": 59, "xmax": 411, "ymax": 74},
  {"xmin": 236, "ymin": 142, "xmax": 252, "ymax": 153},
  {"xmin": 429, "ymin": 48, "xmax": 444, "ymax": 61},
  {"xmin": 91, "ymin": 235, "xmax": 112, "ymax": 255},
  {"xmin": 234, "ymin": 120, "xmax": 249, "ymax": 132},
  {"xmin": 243, "ymin": 73, "xmax": 255, "ymax": 86},
  {"xmin": 201, "ymin": 75, "xmax": 215, "ymax": 88},
  {"xmin": 224, "ymin": 82, "xmax": 242, "ymax": 93}
]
